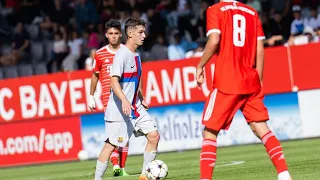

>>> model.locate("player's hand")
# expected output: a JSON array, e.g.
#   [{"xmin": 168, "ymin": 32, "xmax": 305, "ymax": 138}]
[
  {"xmin": 88, "ymin": 95, "xmax": 96, "ymax": 111},
  {"xmin": 122, "ymin": 99, "xmax": 134, "ymax": 116},
  {"xmin": 142, "ymin": 100, "xmax": 149, "ymax": 110},
  {"xmin": 196, "ymin": 66, "xmax": 205, "ymax": 87}
]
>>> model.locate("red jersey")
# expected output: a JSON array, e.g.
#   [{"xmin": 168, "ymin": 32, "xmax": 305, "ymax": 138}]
[
  {"xmin": 206, "ymin": 0, "xmax": 265, "ymax": 94},
  {"xmin": 93, "ymin": 45, "xmax": 117, "ymax": 107}
]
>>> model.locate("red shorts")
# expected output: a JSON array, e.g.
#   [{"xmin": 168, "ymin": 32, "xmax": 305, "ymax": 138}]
[{"xmin": 202, "ymin": 88, "xmax": 269, "ymax": 131}]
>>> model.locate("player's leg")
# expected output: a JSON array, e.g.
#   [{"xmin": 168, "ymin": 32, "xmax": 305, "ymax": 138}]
[
  {"xmin": 94, "ymin": 140, "xmax": 116, "ymax": 180},
  {"xmin": 94, "ymin": 121, "xmax": 131, "ymax": 180},
  {"xmin": 201, "ymin": 89, "xmax": 244, "ymax": 180},
  {"xmin": 104, "ymin": 107, "xmax": 121, "ymax": 176},
  {"xmin": 249, "ymin": 122, "xmax": 291, "ymax": 180},
  {"xmin": 110, "ymin": 147, "xmax": 121, "ymax": 176},
  {"xmin": 242, "ymin": 90, "xmax": 291, "ymax": 180},
  {"xmin": 110, "ymin": 148, "xmax": 119, "ymax": 166},
  {"xmin": 132, "ymin": 109, "xmax": 160, "ymax": 180},
  {"xmin": 94, "ymin": 121, "xmax": 118, "ymax": 180},
  {"xmin": 138, "ymin": 130, "xmax": 159, "ymax": 180},
  {"xmin": 118, "ymin": 142, "xmax": 130, "ymax": 176},
  {"xmin": 201, "ymin": 127, "xmax": 219, "ymax": 180}
]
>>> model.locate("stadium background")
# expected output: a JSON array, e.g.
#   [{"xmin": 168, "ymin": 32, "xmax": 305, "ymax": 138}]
[{"xmin": 0, "ymin": 0, "xmax": 320, "ymax": 179}]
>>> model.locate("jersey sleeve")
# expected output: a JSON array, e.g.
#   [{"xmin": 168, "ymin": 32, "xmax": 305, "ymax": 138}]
[
  {"xmin": 111, "ymin": 49, "xmax": 126, "ymax": 78},
  {"xmin": 206, "ymin": 6, "xmax": 221, "ymax": 36},
  {"xmin": 93, "ymin": 53, "xmax": 102, "ymax": 73},
  {"xmin": 256, "ymin": 16, "xmax": 265, "ymax": 41}
]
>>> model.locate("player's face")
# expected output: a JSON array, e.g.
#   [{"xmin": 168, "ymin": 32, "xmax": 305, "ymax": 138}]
[
  {"xmin": 311, "ymin": 10, "xmax": 317, "ymax": 18},
  {"xmin": 132, "ymin": 25, "xmax": 146, "ymax": 46},
  {"xmin": 105, "ymin": 28, "xmax": 121, "ymax": 45}
]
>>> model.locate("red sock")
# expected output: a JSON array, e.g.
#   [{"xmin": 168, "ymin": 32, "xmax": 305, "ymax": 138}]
[
  {"xmin": 200, "ymin": 139, "xmax": 217, "ymax": 180},
  {"xmin": 110, "ymin": 149, "xmax": 119, "ymax": 166},
  {"xmin": 262, "ymin": 131, "xmax": 288, "ymax": 174},
  {"xmin": 119, "ymin": 147, "xmax": 128, "ymax": 168}
]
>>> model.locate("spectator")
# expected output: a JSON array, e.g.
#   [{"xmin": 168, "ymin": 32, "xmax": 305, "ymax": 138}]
[
  {"xmin": 85, "ymin": 48, "xmax": 96, "ymax": 71},
  {"xmin": 304, "ymin": 7, "xmax": 320, "ymax": 31},
  {"xmin": 270, "ymin": 12, "xmax": 284, "ymax": 36},
  {"xmin": 39, "ymin": 16, "xmax": 55, "ymax": 40},
  {"xmin": 177, "ymin": 1, "xmax": 199, "ymax": 41},
  {"xmin": 47, "ymin": 26, "xmax": 68, "ymax": 73},
  {"xmin": 16, "ymin": 0, "xmax": 41, "ymax": 24},
  {"xmin": 47, "ymin": 0, "xmax": 73, "ymax": 26},
  {"xmin": 0, "ymin": 22, "xmax": 30, "ymax": 65},
  {"xmin": 100, "ymin": 7, "xmax": 113, "ymax": 23},
  {"xmin": 74, "ymin": 0, "xmax": 99, "ymax": 33},
  {"xmin": 62, "ymin": 31, "xmax": 83, "ymax": 71},
  {"xmin": 168, "ymin": 32, "xmax": 186, "ymax": 60},
  {"xmin": 196, "ymin": 0, "xmax": 209, "ymax": 41},
  {"xmin": 290, "ymin": 5, "xmax": 304, "ymax": 37},
  {"xmin": 98, "ymin": 0, "xmax": 116, "ymax": 13},
  {"xmin": 146, "ymin": 8, "xmax": 167, "ymax": 39},
  {"xmin": 150, "ymin": 35, "xmax": 168, "ymax": 61},
  {"xmin": 118, "ymin": 11, "xmax": 129, "ymax": 31},
  {"xmin": 246, "ymin": 0, "xmax": 262, "ymax": 14},
  {"xmin": 264, "ymin": 12, "xmax": 287, "ymax": 46},
  {"xmin": 166, "ymin": 0, "xmax": 192, "ymax": 28},
  {"xmin": 288, "ymin": 26, "xmax": 319, "ymax": 45},
  {"xmin": 185, "ymin": 43, "xmax": 204, "ymax": 59},
  {"xmin": 87, "ymin": 24, "xmax": 100, "ymax": 50},
  {"xmin": 270, "ymin": 0, "xmax": 291, "ymax": 18}
]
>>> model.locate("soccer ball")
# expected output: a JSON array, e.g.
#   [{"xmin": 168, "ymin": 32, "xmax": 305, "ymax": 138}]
[
  {"xmin": 146, "ymin": 160, "xmax": 168, "ymax": 180},
  {"xmin": 77, "ymin": 150, "xmax": 89, "ymax": 161}
]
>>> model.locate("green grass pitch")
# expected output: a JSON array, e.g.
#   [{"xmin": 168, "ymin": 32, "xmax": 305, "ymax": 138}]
[{"xmin": 1, "ymin": 138, "xmax": 319, "ymax": 180}]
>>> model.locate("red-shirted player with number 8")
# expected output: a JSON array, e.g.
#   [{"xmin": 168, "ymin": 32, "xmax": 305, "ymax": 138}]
[{"xmin": 196, "ymin": 1, "xmax": 292, "ymax": 180}]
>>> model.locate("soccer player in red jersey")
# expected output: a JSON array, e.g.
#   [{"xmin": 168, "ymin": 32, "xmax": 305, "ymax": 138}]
[
  {"xmin": 88, "ymin": 20, "xmax": 129, "ymax": 177},
  {"xmin": 196, "ymin": 1, "xmax": 292, "ymax": 180}
]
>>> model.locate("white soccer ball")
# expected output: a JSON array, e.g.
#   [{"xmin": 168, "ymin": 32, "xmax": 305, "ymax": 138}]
[
  {"xmin": 77, "ymin": 150, "xmax": 89, "ymax": 161},
  {"xmin": 146, "ymin": 160, "xmax": 168, "ymax": 180}
]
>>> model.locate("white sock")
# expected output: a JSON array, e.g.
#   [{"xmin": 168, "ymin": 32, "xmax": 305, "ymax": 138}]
[
  {"xmin": 142, "ymin": 151, "xmax": 157, "ymax": 174},
  {"xmin": 278, "ymin": 171, "xmax": 291, "ymax": 180},
  {"xmin": 95, "ymin": 160, "xmax": 108, "ymax": 180}
]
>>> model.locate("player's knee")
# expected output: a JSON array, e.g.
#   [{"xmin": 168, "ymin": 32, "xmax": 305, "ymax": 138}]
[
  {"xmin": 249, "ymin": 122, "xmax": 270, "ymax": 139},
  {"xmin": 98, "ymin": 140, "xmax": 116, "ymax": 161},
  {"xmin": 103, "ymin": 139, "xmax": 116, "ymax": 152},
  {"xmin": 250, "ymin": 125, "xmax": 259, "ymax": 138},
  {"xmin": 147, "ymin": 131, "xmax": 160, "ymax": 144},
  {"xmin": 203, "ymin": 127, "xmax": 219, "ymax": 140},
  {"xmin": 249, "ymin": 122, "xmax": 256, "ymax": 131}
]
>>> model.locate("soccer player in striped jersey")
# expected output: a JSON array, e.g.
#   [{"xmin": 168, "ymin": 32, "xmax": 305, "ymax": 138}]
[{"xmin": 88, "ymin": 20, "xmax": 129, "ymax": 177}]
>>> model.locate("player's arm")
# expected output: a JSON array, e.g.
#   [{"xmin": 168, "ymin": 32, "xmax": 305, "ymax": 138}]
[
  {"xmin": 256, "ymin": 16, "xmax": 266, "ymax": 84},
  {"xmin": 197, "ymin": 6, "xmax": 220, "ymax": 85},
  {"xmin": 138, "ymin": 77, "xmax": 144, "ymax": 100},
  {"xmin": 138, "ymin": 78, "xmax": 149, "ymax": 109},
  {"xmin": 110, "ymin": 75, "xmax": 127, "ymax": 102},
  {"xmin": 197, "ymin": 33, "xmax": 220, "ymax": 69},
  {"xmin": 90, "ymin": 72, "xmax": 99, "ymax": 96},
  {"xmin": 256, "ymin": 40, "xmax": 264, "ymax": 83},
  {"xmin": 88, "ymin": 56, "xmax": 101, "ymax": 111}
]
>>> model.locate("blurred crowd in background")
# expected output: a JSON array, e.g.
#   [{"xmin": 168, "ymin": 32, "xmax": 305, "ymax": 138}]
[{"xmin": 0, "ymin": 0, "xmax": 319, "ymax": 79}]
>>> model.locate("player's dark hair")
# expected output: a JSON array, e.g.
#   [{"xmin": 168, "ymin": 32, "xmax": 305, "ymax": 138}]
[
  {"xmin": 124, "ymin": 18, "xmax": 146, "ymax": 37},
  {"xmin": 105, "ymin": 20, "xmax": 121, "ymax": 32}
]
